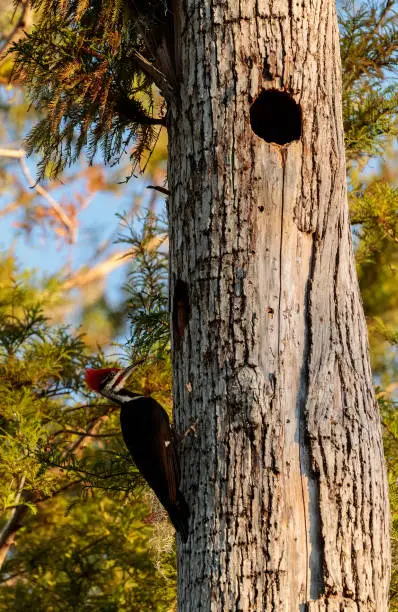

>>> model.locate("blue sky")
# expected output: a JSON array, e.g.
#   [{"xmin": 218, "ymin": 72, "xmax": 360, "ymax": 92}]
[{"xmin": 0, "ymin": 150, "xmax": 162, "ymax": 308}]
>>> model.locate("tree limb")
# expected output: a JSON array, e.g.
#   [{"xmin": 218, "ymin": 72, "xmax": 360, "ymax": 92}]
[
  {"xmin": 19, "ymin": 157, "xmax": 77, "ymax": 242},
  {"xmin": 0, "ymin": 476, "xmax": 27, "ymax": 571},
  {"xmin": 51, "ymin": 429, "xmax": 119, "ymax": 438},
  {"xmin": 131, "ymin": 49, "xmax": 171, "ymax": 95},
  {"xmin": 0, "ymin": 148, "xmax": 25, "ymax": 158},
  {"xmin": 61, "ymin": 234, "xmax": 167, "ymax": 290},
  {"xmin": 147, "ymin": 185, "xmax": 170, "ymax": 196},
  {"xmin": 0, "ymin": 148, "xmax": 77, "ymax": 242}
]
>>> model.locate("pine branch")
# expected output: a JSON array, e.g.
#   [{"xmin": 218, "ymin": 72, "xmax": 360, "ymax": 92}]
[
  {"xmin": 0, "ymin": 0, "xmax": 32, "ymax": 61},
  {"xmin": 10, "ymin": 0, "xmax": 171, "ymax": 178}
]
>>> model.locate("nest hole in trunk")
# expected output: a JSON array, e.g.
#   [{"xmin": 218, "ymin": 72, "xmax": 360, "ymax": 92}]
[{"xmin": 250, "ymin": 89, "xmax": 302, "ymax": 145}]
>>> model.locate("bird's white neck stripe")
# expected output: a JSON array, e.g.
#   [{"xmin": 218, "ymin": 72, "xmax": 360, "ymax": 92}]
[{"xmin": 118, "ymin": 393, "xmax": 145, "ymax": 404}]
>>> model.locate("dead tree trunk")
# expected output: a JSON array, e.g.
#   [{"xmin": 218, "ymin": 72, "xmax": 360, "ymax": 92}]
[{"xmin": 167, "ymin": 0, "xmax": 390, "ymax": 609}]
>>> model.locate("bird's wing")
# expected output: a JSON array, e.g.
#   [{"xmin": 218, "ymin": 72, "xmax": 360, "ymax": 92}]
[
  {"xmin": 155, "ymin": 409, "xmax": 180, "ymax": 504},
  {"xmin": 120, "ymin": 398, "xmax": 180, "ymax": 506}
]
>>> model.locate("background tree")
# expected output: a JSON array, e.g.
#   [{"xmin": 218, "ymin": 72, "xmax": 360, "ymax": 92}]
[{"xmin": 0, "ymin": 0, "xmax": 396, "ymax": 610}]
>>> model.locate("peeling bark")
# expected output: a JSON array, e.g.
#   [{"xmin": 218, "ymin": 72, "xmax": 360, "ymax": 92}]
[{"xmin": 167, "ymin": 0, "xmax": 390, "ymax": 610}]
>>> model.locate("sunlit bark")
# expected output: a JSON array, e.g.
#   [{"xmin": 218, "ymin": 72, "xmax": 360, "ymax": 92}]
[{"xmin": 167, "ymin": 0, "xmax": 390, "ymax": 609}]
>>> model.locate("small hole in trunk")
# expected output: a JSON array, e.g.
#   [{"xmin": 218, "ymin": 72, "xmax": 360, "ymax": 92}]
[
  {"xmin": 250, "ymin": 89, "xmax": 302, "ymax": 145},
  {"xmin": 173, "ymin": 280, "xmax": 190, "ymax": 343}
]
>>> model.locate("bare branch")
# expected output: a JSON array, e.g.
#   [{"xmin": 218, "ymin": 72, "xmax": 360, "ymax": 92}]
[
  {"xmin": 19, "ymin": 157, "xmax": 77, "ymax": 242},
  {"xmin": 66, "ymin": 408, "xmax": 117, "ymax": 454},
  {"xmin": 0, "ymin": 148, "xmax": 77, "ymax": 242},
  {"xmin": 61, "ymin": 402, "xmax": 115, "ymax": 414},
  {"xmin": 0, "ymin": 475, "xmax": 27, "ymax": 571},
  {"xmin": 147, "ymin": 185, "xmax": 170, "ymax": 196},
  {"xmin": 51, "ymin": 429, "xmax": 119, "ymax": 438},
  {"xmin": 0, "ymin": 200, "xmax": 24, "ymax": 218},
  {"xmin": 61, "ymin": 234, "xmax": 167, "ymax": 290},
  {"xmin": 131, "ymin": 49, "xmax": 171, "ymax": 95},
  {"xmin": 61, "ymin": 248, "xmax": 132, "ymax": 289},
  {"xmin": 0, "ymin": 568, "xmax": 29, "ymax": 585},
  {"xmin": 0, "ymin": 148, "xmax": 25, "ymax": 158}
]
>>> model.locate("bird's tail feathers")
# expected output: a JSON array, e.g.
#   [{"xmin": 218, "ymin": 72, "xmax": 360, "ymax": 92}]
[{"xmin": 167, "ymin": 491, "xmax": 189, "ymax": 542}]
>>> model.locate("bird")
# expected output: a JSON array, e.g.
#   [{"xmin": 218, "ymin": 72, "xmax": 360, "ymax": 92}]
[{"xmin": 84, "ymin": 365, "xmax": 189, "ymax": 542}]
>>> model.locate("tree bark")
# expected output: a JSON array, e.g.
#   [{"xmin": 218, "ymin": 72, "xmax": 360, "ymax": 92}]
[
  {"xmin": 167, "ymin": 0, "xmax": 390, "ymax": 609},
  {"xmin": 0, "ymin": 478, "xmax": 28, "ymax": 571}
]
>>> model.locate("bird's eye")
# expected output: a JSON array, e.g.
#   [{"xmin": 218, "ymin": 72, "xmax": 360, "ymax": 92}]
[{"xmin": 98, "ymin": 372, "xmax": 113, "ymax": 390}]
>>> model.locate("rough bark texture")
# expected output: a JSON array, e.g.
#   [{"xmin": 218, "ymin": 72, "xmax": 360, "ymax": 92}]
[
  {"xmin": 0, "ymin": 479, "xmax": 28, "ymax": 571},
  {"xmin": 166, "ymin": 0, "xmax": 390, "ymax": 609}
]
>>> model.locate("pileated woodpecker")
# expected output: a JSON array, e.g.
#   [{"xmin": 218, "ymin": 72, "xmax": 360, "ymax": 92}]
[{"xmin": 84, "ymin": 366, "xmax": 189, "ymax": 542}]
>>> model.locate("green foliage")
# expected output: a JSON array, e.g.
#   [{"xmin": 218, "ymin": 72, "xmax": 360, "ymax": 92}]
[
  {"xmin": 351, "ymin": 180, "xmax": 398, "ymax": 264},
  {"xmin": 339, "ymin": 0, "xmax": 398, "ymax": 163},
  {"xmin": 341, "ymin": 3, "xmax": 398, "ymax": 599},
  {"xmin": 0, "ymin": 495, "xmax": 175, "ymax": 611},
  {"xmin": 11, "ymin": 0, "xmax": 166, "ymax": 178},
  {"xmin": 341, "ymin": 9, "xmax": 398, "ymax": 601},
  {"xmin": 0, "ymin": 260, "xmax": 87, "ymax": 509},
  {"xmin": 348, "ymin": 166, "xmax": 398, "ymax": 388},
  {"xmin": 120, "ymin": 212, "xmax": 169, "ymax": 358},
  {"xmin": 0, "ymin": 256, "xmax": 177, "ymax": 610},
  {"xmin": 378, "ymin": 391, "xmax": 398, "ymax": 610}
]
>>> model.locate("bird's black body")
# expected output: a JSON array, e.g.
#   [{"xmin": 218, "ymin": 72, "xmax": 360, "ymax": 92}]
[
  {"xmin": 84, "ymin": 366, "xmax": 189, "ymax": 541},
  {"xmin": 120, "ymin": 396, "xmax": 189, "ymax": 541}
]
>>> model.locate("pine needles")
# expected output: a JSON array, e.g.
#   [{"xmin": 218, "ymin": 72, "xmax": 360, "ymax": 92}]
[
  {"xmin": 11, "ymin": 0, "xmax": 167, "ymax": 178},
  {"xmin": 340, "ymin": 0, "xmax": 398, "ymax": 162}
]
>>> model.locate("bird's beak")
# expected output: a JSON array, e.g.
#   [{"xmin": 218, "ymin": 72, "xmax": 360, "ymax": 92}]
[
  {"xmin": 106, "ymin": 359, "xmax": 146, "ymax": 394},
  {"xmin": 108, "ymin": 364, "xmax": 136, "ymax": 393}
]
